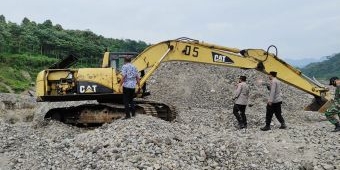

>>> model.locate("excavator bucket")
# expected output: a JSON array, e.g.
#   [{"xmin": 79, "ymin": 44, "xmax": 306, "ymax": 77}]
[
  {"xmin": 316, "ymin": 100, "xmax": 333, "ymax": 113},
  {"xmin": 304, "ymin": 97, "xmax": 331, "ymax": 113}
]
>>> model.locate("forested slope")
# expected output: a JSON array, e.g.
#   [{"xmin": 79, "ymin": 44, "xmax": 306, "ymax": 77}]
[
  {"xmin": 0, "ymin": 15, "xmax": 149, "ymax": 93},
  {"xmin": 0, "ymin": 15, "xmax": 148, "ymax": 59},
  {"xmin": 301, "ymin": 53, "xmax": 340, "ymax": 79}
]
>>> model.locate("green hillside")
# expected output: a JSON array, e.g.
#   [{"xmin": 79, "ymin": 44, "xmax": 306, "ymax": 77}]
[
  {"xmin": 301, "ymin": 53, "xmax": 340, "ymax": 80},
  {"xmin": 0, "ymin": 15, "xmax": 149, "ymax": 93},
  {"xmin": 0, "ymin": 53, "xmax": 57, "ymax": 93}
]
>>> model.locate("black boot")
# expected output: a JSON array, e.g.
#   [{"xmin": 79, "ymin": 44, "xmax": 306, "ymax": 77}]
[
  {"xmin": 279, "ymin": 123, "xmax": 287, "ymax": 129},
  {"xmin": 331, "ymin": 123, "xmax": 340, "ymax": 132},
  {"xmin": 260, "ymin": 125, "xmax": 271, "ymax": 131},
  {"xmin": 240, "ymin": 123, "xmax": 246, "ymax": 129}
]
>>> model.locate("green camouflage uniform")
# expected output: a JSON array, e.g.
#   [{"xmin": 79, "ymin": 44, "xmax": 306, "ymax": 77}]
[{"xmin": 325, "ymin": 85, "xmax": 340, "ymax": 124}]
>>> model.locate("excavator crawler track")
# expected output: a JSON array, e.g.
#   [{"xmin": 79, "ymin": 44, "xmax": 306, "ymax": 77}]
[
  {"xmin": 135, "ymin": 100, "xmax": 177, "ymax": 121},
  {"xmin": 44, "ymin": 100, "xmax": 177, "ymax": 126}
]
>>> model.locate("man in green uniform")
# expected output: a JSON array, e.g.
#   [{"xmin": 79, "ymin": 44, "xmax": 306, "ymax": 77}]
[{"xmin": 325, "ymin": 77, "xmax": 340, "ymax": 132}]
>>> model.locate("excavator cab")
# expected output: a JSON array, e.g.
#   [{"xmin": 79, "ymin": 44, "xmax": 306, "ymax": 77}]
[
  {"xmin": 105, "ymin": 52, "xmax": 149, "ymax": 97},
  {"xmin": 107, "ymin": 52, "xmax": 138, "ymax": 71}
]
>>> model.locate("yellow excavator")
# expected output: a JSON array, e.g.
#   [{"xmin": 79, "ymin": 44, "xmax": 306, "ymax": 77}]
[{"xmin": 36, "ymin": 37, "xmax": 331, "ymax": 125}]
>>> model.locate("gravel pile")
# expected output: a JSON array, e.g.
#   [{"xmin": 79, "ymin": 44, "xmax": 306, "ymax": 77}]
[{"xmin": 1, "ymin": 62, "xmax": 339, "ymax": 170}]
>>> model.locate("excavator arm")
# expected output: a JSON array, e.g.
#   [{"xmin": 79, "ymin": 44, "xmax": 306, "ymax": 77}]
[{"xmin": 130, "ymin": 37, "xmax": 330, "ymax": 112}]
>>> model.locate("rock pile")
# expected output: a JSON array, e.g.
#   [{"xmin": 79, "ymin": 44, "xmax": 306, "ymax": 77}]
[{"xmin": 0, "ymin": 62, "xmax": 339, "ymax": 170}]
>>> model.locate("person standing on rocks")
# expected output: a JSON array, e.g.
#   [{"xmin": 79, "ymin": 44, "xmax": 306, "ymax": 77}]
[
  {"xmin": 260, "ymin": 71, "xmax": 287, "ymax": 131},
  {"xmin": 120, "ymin": 57, "xmax": 140, "ymax": 119},
  {"xmin": 232, "ymin": 76, "xmax": 249, "ymax": 129},
  {"xmin": 324, "ymin": 77, "xmax": 340, "ymax": 132}
]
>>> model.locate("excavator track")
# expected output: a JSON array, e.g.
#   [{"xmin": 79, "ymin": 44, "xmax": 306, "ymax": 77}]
[
  {"xmin": 135, "ymin": 100, "xmax": 177, "ymax": 121},
  {"xmin": 44, "ymin": 100, "xmax": 177, "ymax": 126}
]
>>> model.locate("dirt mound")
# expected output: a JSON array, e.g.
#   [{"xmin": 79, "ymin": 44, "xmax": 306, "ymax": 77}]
[{"xmin": 145, "ymin": 62, "xmax": 311, "ymax": 113}]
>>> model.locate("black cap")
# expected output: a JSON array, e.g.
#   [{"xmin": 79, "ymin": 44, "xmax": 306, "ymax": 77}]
[
  {"xmin": 239, "ymin": 76, "xmax": 246, "ymax": 81},
  {"xmin": 269, "ymin": 71, "xmax": 277, "ymax": 77},
  {"xmin": 329, "ymin": 77, "xmax": 338, "ymax": 85}
]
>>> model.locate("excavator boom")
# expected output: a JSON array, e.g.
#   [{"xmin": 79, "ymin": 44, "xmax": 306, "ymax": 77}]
[{"xmin": 130, "ymin": 37, "xmax": 330, "ymax": 112}]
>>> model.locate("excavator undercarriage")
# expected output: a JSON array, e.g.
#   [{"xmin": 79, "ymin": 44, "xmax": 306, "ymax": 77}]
[{"xmin": 44, "ymin": 100, "xmax": 177, "ymax": 126}]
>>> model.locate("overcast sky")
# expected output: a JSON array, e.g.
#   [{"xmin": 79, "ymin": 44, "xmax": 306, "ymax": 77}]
[{"xmin": 1, "ymin": 0, "xmax": 339, "ymax": 59}]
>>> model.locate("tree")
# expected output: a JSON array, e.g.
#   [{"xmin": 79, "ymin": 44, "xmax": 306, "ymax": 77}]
[
  {"xmin": 0, "ymin": 15, "xmax": 6, "ymax": 23},
  {"xmin": 0, "ymin": 15, "xmax": 9, "ymax": 52},
  {"xmin": 22, "ymin": 17, "xmax": 30, "ymax": 26},
  {"xmin": 42, "ymin": 19, "xmax": 53, "ymax": 28},
  {"xmin": 8, "ymin": 22, "xmax": 22, "ymax": 53}
]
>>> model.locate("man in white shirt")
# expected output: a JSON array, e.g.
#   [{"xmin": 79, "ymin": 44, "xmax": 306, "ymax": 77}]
[
  {"xmin": 261, "ymin": 71, "xmax": 287, "ymax": 131},
  {"xmin": 232, "ymin": 76, "xmax": 249, "ymax": 129}
]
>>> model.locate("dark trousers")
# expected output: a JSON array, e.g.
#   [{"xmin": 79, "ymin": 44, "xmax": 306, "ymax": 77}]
[
  {"xmin": 233, "ymin": 104, "xmax": 247, "ymax": 126},
  {"xmin": 265, "ymin": 102, "xmax": 285, "ymax": 126},
  {"xmin": 123, "ymin": 87, "xmax": 136, "ymax": 118}
]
